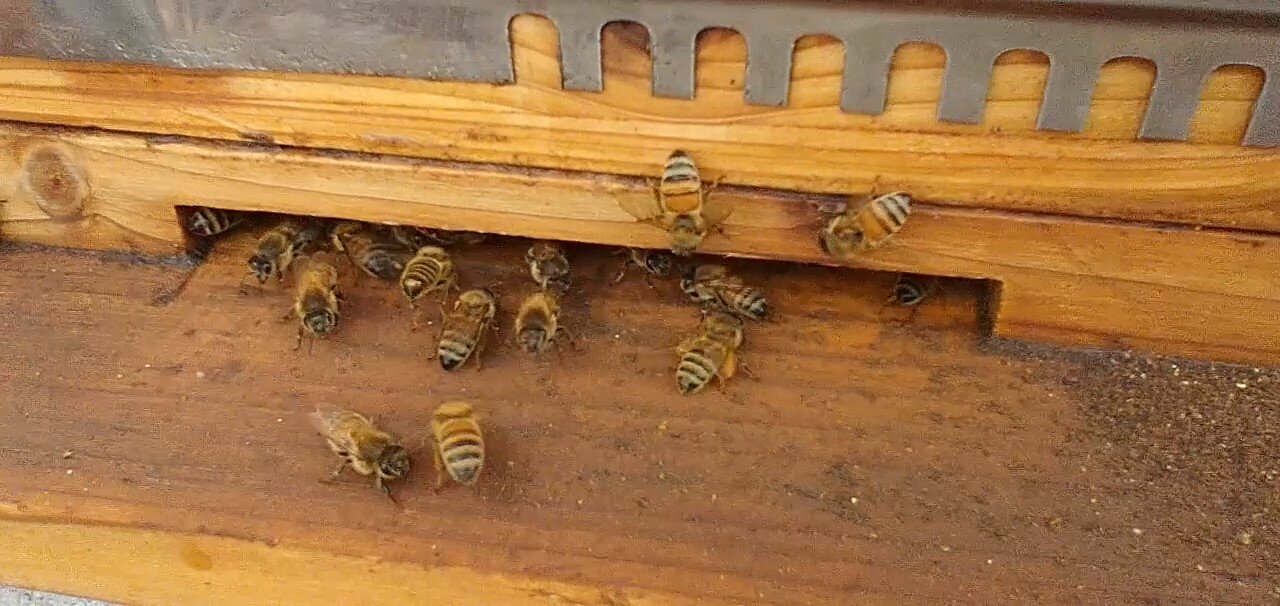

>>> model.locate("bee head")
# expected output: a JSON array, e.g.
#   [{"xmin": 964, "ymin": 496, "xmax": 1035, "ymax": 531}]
[
  {"xmin": 645, "ymin": 252, "xmax": 674, "ymax": 277},
  {"xmin": 518, "ymin": 326, "xmax": 547, "ymax": 354},
  {"xmin": 378, "ymin": 445, "xmax": 411, "ymax": 480},
  {"xmin": 248, "ymin": 255, "xmax": 276, "ymax": 283},
  {"xmin": 304, "ymin": 309, "xmax": 338, "ymax": 337},
  {"xmin": 364, "ymin": 254, "xmax": 403, "ymax": 281}
]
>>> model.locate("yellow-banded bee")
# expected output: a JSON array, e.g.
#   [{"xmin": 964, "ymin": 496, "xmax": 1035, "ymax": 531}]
[
  {"xmin": 612, "ymin": 248, "xmax": 674, "ymax": 285},
  {"xmin": 246, "ymin": 218, "xmax": 326, "ymax": 284},
  {"xmin": 525, "ymin": 241, "xmax": 571, "ymax": 292},
  {"xmin": 431, "ymin": 401, "xmax": 485, "ymax": 489},
  {"xmin": 515, "ymin": 290, "xmax": 565, "ymax": 355},
  {"xmin": 332, "ymin": 221, "xmax": 413, "ymax": 281},
  {"xmin": 290, "ymin": 259, "xmax": 340, "ymax": 349},
  {"xmin": 884, "ymin": 274, "xmax": 940, "ymax": 322},
  {"xmin": 400, "ymin": 246, "xmax": 458, "ymax": 305},
  {"xmin": 819, "ymin": 192, "xmax": 912, "ymax": 258},
  {"xmin": 618, "ymin": 150, "xmax": 732, "ymax": 256},
  {"xmin": 309, "ymin": 406, "xmax": 410, "ymax": 500},
  {"xmin": 676, "ymin": 311, "xmax": 747, "ymax": 395},
  {"xmin": 436, "ymin": 289, "xmax": 498, "ymax": 371},
  {"xmin": 680, "ymin": 264, "xmax": 769, "ymax": 321},
  {"xmin": 182, "ymin": 207, "xmax": 242, "ymax": 237}
]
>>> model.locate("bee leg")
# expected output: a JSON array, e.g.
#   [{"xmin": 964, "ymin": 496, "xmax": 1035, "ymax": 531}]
[
  {"xmin": 705, "ymin": 175, "xmax": 724, "ymax": 193},
  {"xmin": 432, "ymin": 448, "xmax": 449, "ymax": 493},
  {"xmin": 320, "ymin": 459, "xmax": 348, "ymax": 483},
  {"xmin": 738, "ymin": 358, "xmax": 759, "ymax": 381},
  {"xmin": 293, "ymin": 327, "xmax": 306, "ymax": 352},
  {"xmin": 611, "ymin": 263, "xmax": 630, "ymax": 285}
]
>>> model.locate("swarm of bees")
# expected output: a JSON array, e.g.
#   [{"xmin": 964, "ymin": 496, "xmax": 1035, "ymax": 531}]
[{"xmin": 177, "ymin": 149, "xmax": 933, "ymax": 500}]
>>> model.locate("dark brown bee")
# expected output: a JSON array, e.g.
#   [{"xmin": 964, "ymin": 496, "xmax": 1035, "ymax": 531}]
[
  {"xmin": 400, "ymin": 246, "xmax": 457, "ymax": 305},
  {"xmin": 289, "ymin": 259, "xmax": 340, "ymax": 349},
  {"xmin": 612, "ymin": 248, "xmax": 674, "ymax": 285},
  {"xmin": 332, "ymin": 221, "xmax": 413, "ymax": 280},
  {"xmin": 431, "ymin": 401, "xmax": 485, "ymax": 489},
  {"xmin": 436, "ymin": 289, "xmax": 498, "ymax": 371},
  {"xmin": 680, "ymin": 264, "xmax": 769, "ymax": 321},
  {"xmin": 883, "ymin": 274, "xmax": 940, "ymax": 322},
  {"xmin": 618, "ymin": 150, "xmax": 732, "ymax": 256},
  {"xmin": 182, "ymin": 207, "xmax": 242, "ymax": 237},
  {"xmin": 514, "ymin": 290, "xmax": 565, "ymax": 354},
  {"xmin": 525, "ymin": 241, "xmax": 571, "ymax": 292},
  {"xmin": 389, "ymin": 225, "xmax": 488, "ymax": 248},
  {"xmin": 675, "ymin": 311, "xmax": 747, "ymax": 395},
  {"xmin": 819, "ymin": 192, "xmax": 912, "ymax": 258},
  {"xmin": 310, "ymin": 406, "xmax": 410, "ymax": 500},
  {"xmin": 247, "ymin": 218, "xmax": 326, "ymax": 284}
]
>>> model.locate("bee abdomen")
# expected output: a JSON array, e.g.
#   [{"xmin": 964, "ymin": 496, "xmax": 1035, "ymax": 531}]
[
  {"xmin": 864, "ymin": 193, "xmax": 911, "ymax": 240},
  {"xmin": 439, "ymin": 433, "xmax": 484, "ymax": 484},
  {"xmin": 677, "ymin": 350, "xmax": 718, "ymax": 395},
  {"xmin": 438, "ymin": 332, "xmax": 476, "ymax": 370},
  {"xmin": 895, "ymin": 282, "xmax": 926, "ymax": 306},
  {"xmin": 184, "ymin": 207, "xmax": 240, "ymax": 237},
  {"xmin": 661, "ymin": 150, "xmax": 701, "ymax": 195},
  {"xmin": 733, "ymin": 289, "xmax": 769, "ymax": 320}
]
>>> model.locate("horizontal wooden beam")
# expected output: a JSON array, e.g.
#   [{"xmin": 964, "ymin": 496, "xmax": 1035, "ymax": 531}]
[
  {"xmin": 0, "ymin": 122, "xmax": 1276, "ymax": 364},
  {"xmin": 0, "ymin": 18, "xmax": 1276, "ymax": 232}
]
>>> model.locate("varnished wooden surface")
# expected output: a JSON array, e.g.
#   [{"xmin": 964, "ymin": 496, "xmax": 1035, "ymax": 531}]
[
  {"xmin": 1, "ymin": 123, "xmax": 1276, "ymax": 364},
  {"xmin": 0, "ymin": 19, "xmax": 1275, "ymax": 230},
  {"xmin": 0, "ymin": 239, "xmax": 1272, "ymax": 605}
]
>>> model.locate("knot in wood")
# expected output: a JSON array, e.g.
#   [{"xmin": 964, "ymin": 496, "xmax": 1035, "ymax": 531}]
[{"xmin": 21, "ymin": 144, "xmax": 89, "ymax": 221}]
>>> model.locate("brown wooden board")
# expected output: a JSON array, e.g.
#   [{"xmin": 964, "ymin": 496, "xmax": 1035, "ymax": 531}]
[
  {"xmin": 0, "ymin": 19, "xmax": 1275, "ymax": 231},
  {"xmin": 1, "ymin": 123, "xmax": 1276, "ymax": 364},
  {"xmin": 0, "ymin": 240, "xmax": 1274, "ymax": 605}
]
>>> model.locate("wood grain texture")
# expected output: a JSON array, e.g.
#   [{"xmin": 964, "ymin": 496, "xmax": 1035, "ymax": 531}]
[
  {"xmin": 0, "ymin": 122, "xmax": 1274, "ymax": 363},
  {"xmin": 0, "ymin": 18, "xmax": 1276, "ymax": 231},
  {"xmin": 0, "ymin": 242, "xmax": 1271, "ymax": 605}
]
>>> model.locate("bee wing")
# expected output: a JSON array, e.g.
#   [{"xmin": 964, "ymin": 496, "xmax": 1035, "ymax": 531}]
[
  {"xmin": 701, "ymin": 195, "xmax": 735, "ymax": 227},
  {"xmin": 616, "ymin": 191, "xmax": 665, "ymax": 223},
  {"xmin": 308, "ymin": 405, "xmax": 348, "ymax": 435}
]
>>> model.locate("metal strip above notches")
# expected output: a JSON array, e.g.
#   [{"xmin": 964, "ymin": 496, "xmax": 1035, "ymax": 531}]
[{"xmin": 1, "ymin": 0, "xmax": 1277, "ymax": 146}]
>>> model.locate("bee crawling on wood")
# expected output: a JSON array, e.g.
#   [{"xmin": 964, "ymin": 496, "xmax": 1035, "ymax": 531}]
[
  {"xmin": 618, "ymin": 150, "xmax": 732, "ymax": 257},
  {"xmin": 679, "ymin": 264, "xmax": 770, "ymax": 321},
  {"xmin": 818, "ymin": 192, "xmax": 912, "ymax": 258},
  {"xmin": 182, "ymin": 206, "xmax": 243, "ymax": 237},
  {"xmin": 676, "ymin": 311, "xmax": 751, "ymax": 396},
  {"xmin": 400, "ymin": 245, "xmax": 458, "ymax": 307},
  {"xmin": 514, "ymin": 290, "xmax": 570, "ymax": 355},
  {"xmin": 612, "ymin": 247, "xmax": 674, "ymax": 286},
  {"xmin": 310, "ymin": 406, "xmax": 411, "ymax": 501},
  {"xmin": 435, "ymin": 288, "xmax": 498, "ymax": 371},
  {"xmin": 389, "ymin": 225, "xmax": 488, "ymax": 249},
  {"xmin": 525, "ymin": 241, "xmax": 572, "ymax": 292},
  {"xmin": 331, "ymin": 221, "xmax": 414, "ymax": 281},
  {"xmin": 883, "ymin": 273, "xmax": 940, "ymax": 322},
  {"xmin": 245, "ymin": 217, "xmax": 327, "ymax": 285},
  {"xmin": 288, "ymin": 257, "xmax": 341, "ymax": 350},
  {"xmin": 431, "ymin": 401, "xmax": 485, "ymax": 490}
]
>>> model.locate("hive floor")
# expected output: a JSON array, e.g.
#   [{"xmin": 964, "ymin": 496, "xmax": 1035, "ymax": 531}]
[{"xmin": 0, "ymin": 233, "xmax": 1273, "ymax": 605}]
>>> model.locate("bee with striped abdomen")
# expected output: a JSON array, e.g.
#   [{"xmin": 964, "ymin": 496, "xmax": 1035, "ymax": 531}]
[
  {"xmin": 883, "ymin": 273, "xmax": 940, "ymax": 322},
  {"xmin": 514, "ymin": 290, "xmax": 566, "ymax": 355},
  {"xmin": 310, "ymin": 406, "xmax": 410, "ymax": 500},
  {"xmin": 612, "ymin": 248, "xmax": 674, "ymax": 286},
  {"xmin": 332, "ymin": 221, "xmax": 414, "ymax": 281},
  {"xmin": 675, "ymin": 311, "xmax": 748, "ymax": 396},
  {"xmin": 679, "ymin": 264, "xmax": 769, "ymax": 321},
  {"xmin": 246, "ymin": 217, "xmax": 327, "ymax": 285},
  {"xmin": 182, "ymin": 207, "xmax": 242, "ymax": 237},
  {"xmin": 289, "ymin": 258, "xmax": 341, "ymax": 350},
  {"xmin": 525, "ymin": 241, "xmax": 571, "ymax": 292},
  {"xmin": 400, "ymin": 246, "xmax": 458, "ymax": 306},
  {"xmin": 431, "ymin": 401, "xmax": 485, "ymax": 489},
  {"xmin": 436, "ymin": 289, "xmax": 498, "ymax": 371},
  {"xmin": 819, "ymin": 192, "xmax": 912, "ymax": 258},
  {"xmin": 618, "ymin": 150, "xmax": 732, "ymax": 256}
]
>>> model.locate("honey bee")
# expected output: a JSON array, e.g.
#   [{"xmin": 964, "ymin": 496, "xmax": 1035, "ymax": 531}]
[
  {"xmin": 390, "ymin": 225, "xmax": 489, "ymax": 249},
  {"xmin": 400, "ymin": 246, "xmax": 458, "ymax": 305},
  {"xmin": 431, "ymin": 401, "xmax": 485, "ymax": 489},
  {"xmin": 884, "ymin": 273, "xmax": 940, "ymax": 322},
  {"xmin": 676, "ymin": 311, "xmax": 747, "ymax": 395},
  {"xmin": 332, "ymin": 221, "xmax": 414, "ymax": 280},
  {"xmin": 525, "ymin": 241, "xmax": 571, "ymax": 292},
  {"xmin": 246, "ymin": 217, "xmax": 326, "ymax": 284},
  {"xmin": 436, "ymin": 289, "xmax": 498, "ymax": 371},
  {"xmin": 182, "ymin": 207, "xmax": 242, "ymax": 237},
  {"xmin": 819, "ymin": 192, "xmax": 912, "ymax": 258},
  {"xmin": 612, "ymin": 248, "xmax": 674, "ymax": 285},
  {"xmin": 618, "ymin": 150, "xmax": 732, "ymax": 256},
  {"xmin": 514, "ymin": 290, "xmax": 566, "ymax": 354},
  {"xmin": 679, "ymin": 264, "xmax": 769, "ymax": 321},
  {"xmin": 309, "ymin": 406, "xmax": 410, "ymax": 499},
  {"xmin": 289, "ymin": 258, "xmax": 340, "ymax": 349}
]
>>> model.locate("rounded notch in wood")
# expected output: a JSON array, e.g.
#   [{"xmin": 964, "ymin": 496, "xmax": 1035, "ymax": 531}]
[{"xmin": 20, "ymin": 142, "xmax": 90, "ymax": 221}]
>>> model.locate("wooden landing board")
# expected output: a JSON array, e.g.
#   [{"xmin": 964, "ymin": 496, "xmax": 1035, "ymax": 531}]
[
  {"xmin": 0, "ymin": 18, "xmax": 1277, "ymax": 231},
  {"xmin": 0, "ymin": 241, "xmax": 1271, "ymax": 605},
  {"xmin": 0, "ymin": 123, "xmax": 1276, "ymax": 364}
]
